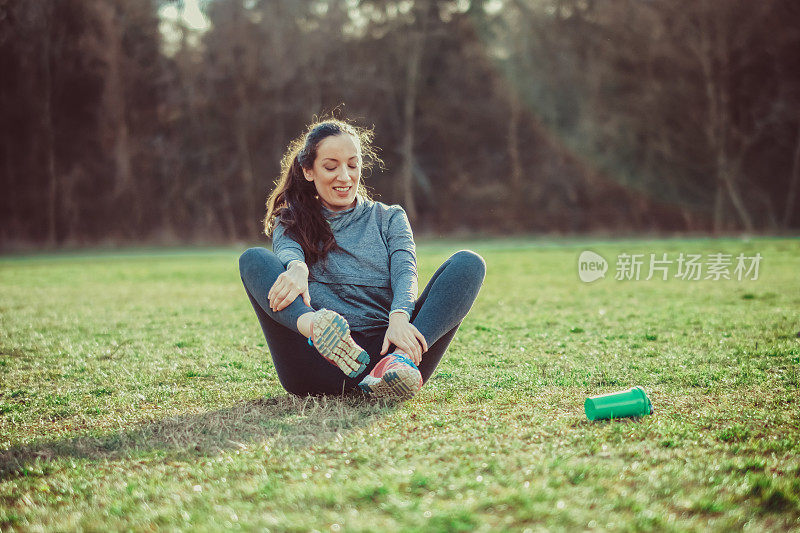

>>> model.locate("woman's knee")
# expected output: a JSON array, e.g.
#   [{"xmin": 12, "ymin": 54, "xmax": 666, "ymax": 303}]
[
  {"xmin": 238, "ymin": 247, "xmax": 281, "ymax": 280},
  {"xmin": 451, "ymin": 250, "xmax": 486, "ymax": 283}
]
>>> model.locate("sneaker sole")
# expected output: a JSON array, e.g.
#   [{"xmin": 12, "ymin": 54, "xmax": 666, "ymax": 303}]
[
  {"xmin": 359, "ymin": 365, "xmax": 422, "ymax": 400},
  {"xmin": 310, "ymin": 310, "xmax": 369, "ymax": 378}
]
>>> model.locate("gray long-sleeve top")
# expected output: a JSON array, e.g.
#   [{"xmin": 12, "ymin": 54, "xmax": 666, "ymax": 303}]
[{"xmin": 272, "ymin": 195, "xmax": 418, "ymax": 335}]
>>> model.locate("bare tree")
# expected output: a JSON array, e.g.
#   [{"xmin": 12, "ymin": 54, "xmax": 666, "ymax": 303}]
[
  {"xmin": 89, "ymin": 1, "xmax": 134, "ymax": 206},
  {"xmin": 785, "ymin": 124, "xmax": 800, "ymax": 228},
  {"xmin": 38, "ymin": 3, "xmax": 58, "ymax": 244}
]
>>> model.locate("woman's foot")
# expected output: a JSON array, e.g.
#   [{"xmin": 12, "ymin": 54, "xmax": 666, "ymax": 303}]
[
  {"xmin": 308, "ymin": 309, "xmax": 369, "ymax": 378},
  {"xmin": 358, "ymin": 353, "xmax": 423, "ymax": 400}
]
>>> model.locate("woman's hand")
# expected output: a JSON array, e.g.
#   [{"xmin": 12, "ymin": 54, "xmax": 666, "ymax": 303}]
[
  {"xmin": 268, "ymin": 261, "xmax": 311, "ymax": 312},
  {"xmin": 381, "ymin": 312, "xmax": 428, "ymax": 365}
]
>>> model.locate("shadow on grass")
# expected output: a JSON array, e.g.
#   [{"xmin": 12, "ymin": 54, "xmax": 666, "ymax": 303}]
[{"xmin": 0, "ymin": 393, "xmax": 397, "ymax": 480}]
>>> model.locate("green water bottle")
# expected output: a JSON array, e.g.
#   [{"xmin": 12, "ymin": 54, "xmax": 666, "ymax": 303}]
[{"xmin": 584, "ymin": 386, "xmax": 653, "ymax": 421}]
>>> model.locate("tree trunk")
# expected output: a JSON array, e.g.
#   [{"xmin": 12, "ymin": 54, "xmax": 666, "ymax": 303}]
[
  {"xmin": 696, "ymin": 7, "xmax": 753, "ymax": 233},
  {"xmin": 94, "ymin": 1, "xmax": 134, "ymax": 214},
  {"xmin": 783, "ymin": 123, "xmax": 800, "ymax": 229},
  {"xmin": 218, "ymin": 178, "xmax": 238, "ymax": 241},
  {"xmin": 232, "ymin": 3, "xmax": 258, "ymax": 238},
  {"xmin": 508, "ymin": 88, "xmax": 523, "ymax": 226},
  {"xmin": 712, "ymin": 179, "xmax": 724, "ymax": 233},
  {"xmin": 41, "ymin": 6, "xmax": 57, "ymax": 245},
  {"xmin": 399, "ymin": 3, "xmax": 429, "ymax": 221},
  {"xmin": 719, "ymin": 156, "xmax": 754, "ymax": 232},
  {"xmin": 234, "ymin": 78, "xmax": 257, "ymax": 237},
  {"xmin": 2, "ymin": 122, "xmax": 13, "ymax": 241}
]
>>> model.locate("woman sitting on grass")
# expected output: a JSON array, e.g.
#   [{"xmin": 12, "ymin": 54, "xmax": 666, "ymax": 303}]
[{"xmin": 239, "ymin": 119, "xmax": 485, "ymax": 399}]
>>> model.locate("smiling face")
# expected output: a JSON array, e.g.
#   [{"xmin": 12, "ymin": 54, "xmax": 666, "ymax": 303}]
[{"xmin": 303, "ymin": 134, "xmax": 361, "ymax": 212}]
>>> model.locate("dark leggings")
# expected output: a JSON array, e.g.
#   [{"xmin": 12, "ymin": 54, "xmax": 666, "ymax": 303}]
[{"xmin": 238, "ymin": 248, "xmax": 486, "ymax": 396}]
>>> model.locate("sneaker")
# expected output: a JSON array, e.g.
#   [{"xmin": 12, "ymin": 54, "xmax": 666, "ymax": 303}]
[
  {"xmin": 308, "ymin": 309, "xmax": 369, "ymax": 378},
  {"xmin": 358, "ymin": 353, "xmax": 423, "ymax": 400}
]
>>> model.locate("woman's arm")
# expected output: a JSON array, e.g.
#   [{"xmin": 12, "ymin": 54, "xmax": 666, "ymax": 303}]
[
  {"xmin": 272, "ymin": 222, "xmax": 306, "ymax": 268},
  {"xmin": 386, "ymin": 207, "xmax": 417, "ymax": 319},
  {"xmin": 269, "ymin": 223, "xmax": 311, "ymax": 311},
  {"xmin": 381, "ymin": 207, "xmax": 427, "ymax": 363}
]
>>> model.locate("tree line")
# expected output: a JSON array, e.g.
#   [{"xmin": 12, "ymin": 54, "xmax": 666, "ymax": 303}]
[{"xmin": 1, "ymin": 0, "xmax": 798, "ymax": 247}]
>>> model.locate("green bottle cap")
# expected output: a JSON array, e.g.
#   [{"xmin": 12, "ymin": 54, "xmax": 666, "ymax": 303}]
[{"xmin": 585, "ymin": 386, "xmax": 653, "ymax": 421}]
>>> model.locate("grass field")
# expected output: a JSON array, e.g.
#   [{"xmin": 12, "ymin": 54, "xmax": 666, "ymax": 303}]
[{"xmin": 1, "ymin": 237, "xmax": 799, "ymax": 532}]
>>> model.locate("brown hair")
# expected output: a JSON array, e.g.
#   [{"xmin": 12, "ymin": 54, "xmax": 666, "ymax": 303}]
[{"xmin": 264, "ymin": 119, "xmax": 381, "ymax": 267}]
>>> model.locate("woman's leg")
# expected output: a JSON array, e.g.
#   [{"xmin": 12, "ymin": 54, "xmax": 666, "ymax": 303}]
[
  {"xmin": 239, "ymin": 247, "xmax": 362, "ymax": 395},
  {"xmin": 238, "ymin": 247, "xmax": 314, "ymax": 334},
  {"xmin": 406, "ymin": 250, "xmax": 486, "ymax": 383},
  {"xmin": 240, "ymin": 247, "xmax": 485, "ymax": 394}
]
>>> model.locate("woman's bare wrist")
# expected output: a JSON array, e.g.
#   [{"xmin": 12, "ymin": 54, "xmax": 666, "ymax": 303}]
[
  {"xmin": 287, "ymin": 260, "xmax": 308, "ymax": 274},
  {"xmin": 389, "ymin": 310, "xmax": 410, "ymax": 323}
]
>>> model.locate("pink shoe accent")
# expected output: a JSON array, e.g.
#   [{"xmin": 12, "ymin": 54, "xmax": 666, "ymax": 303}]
[{"xmin": 358, "ymin": 354, "xmax": 422, "ymax": 400}]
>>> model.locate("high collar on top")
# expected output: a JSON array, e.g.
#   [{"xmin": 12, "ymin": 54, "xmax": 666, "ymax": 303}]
[{"xmin": 321, "ymin": 194, "xmax": 371, "ymax": 232}]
